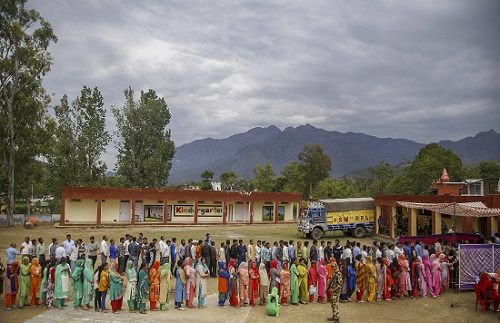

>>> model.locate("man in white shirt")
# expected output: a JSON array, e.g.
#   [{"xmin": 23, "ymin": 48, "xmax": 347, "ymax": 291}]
[
  {"xmin": 62, "ymin": 234, "xmax": 75, "ymax": 257},
  {"xmin": 21, "ymin": 236, "xmax": 33, "ymax": 261},
  {"xmin": 247, "ymin": 239, "xmax": 256, "ymax": 263},
  {"xmin": 283, "ymin": 242, "xmax": 289, "ymax": 263},
  {"xmin": 159, "ymin": 236, "xmax": 168, "ymax": 264},
  {"xmin": 191, "ymin": 241, "xmax": 197, "ymax": 263},
  {"xmin": 255, "ymin": 240, "xmax": 262, "ymax": 266},
  {"xmin": 219, "ymin": 242, "xmax": 226, "ymax": 265},
  {"xmin": 394, "ymin": 242, "xmax": 404, "ymax": 259},
  {"xmin": 318, "ymin": 241, "xmax": 325, "ymax": 262},
  {"xmin": 69, "ymin": 243, "xmax": 78, "ymax": 271},
  {"xmin": 162, "ymin": 239, "xmax": 171, "ymax": 264},
  {"xmin": 386, "ymin": 244, "xmax": 396, "ymax": 262},
  {"xmin": 342, "ymin": 244, "xmax": 353, "ymax": 263},
  {"xmin": 100, "ymin": 235, "xmax": 109, "ymax": 265},
  {"xmin": 124, "ymin": 234, "xmax": 131, "ymax": 265},
  {"xmin": 55, "ymin": 244, "xmax": 67, "ymax": 262}
]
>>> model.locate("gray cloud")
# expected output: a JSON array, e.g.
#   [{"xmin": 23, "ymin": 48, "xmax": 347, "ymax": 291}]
[{"xmin": 29, "ymin": 0, "xmax": 500, "ymax": 169}]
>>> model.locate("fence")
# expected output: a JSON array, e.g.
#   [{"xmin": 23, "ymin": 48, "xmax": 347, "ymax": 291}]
[{"xmin": 0, "ymin": 214, "xmax": 61, "ymax": 226}]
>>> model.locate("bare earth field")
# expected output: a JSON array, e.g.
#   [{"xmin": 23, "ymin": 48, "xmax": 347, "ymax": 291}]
[{"xmin": 0, "ymin": 223, "xmax": 496, "ymax": 322}]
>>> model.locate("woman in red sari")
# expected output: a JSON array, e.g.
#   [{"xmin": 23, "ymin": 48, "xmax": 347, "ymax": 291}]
[
  {"xmin": 228, "ymin": 258, "xmax": 239, "ymax": 307},
  {"xmin": 280, "ymin": 262, "xmax": 291, "ymax": 305},
  {"xmin": 148, "ymin": 261, "xmax": 160, "ymax": 310},
  {"xmin": 308, "ymin": 260, "xmax": 318, "ymax": 303},
  {"xmin": 248, "ymin": 261, "xmax": 260, "ymax": 306},
  {"xmin": 383, "ymin": 258, "xmax": 394, "ymax": 301},
  {"xmin": 355, "ymin": 254, "xmax": 365, "ymax": 302}
]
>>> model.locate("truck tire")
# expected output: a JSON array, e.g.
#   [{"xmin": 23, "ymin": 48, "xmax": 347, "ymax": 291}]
[
  {"xmin": 342, "ymin": 230, "xmax": 351, "ymax": 236},
  {"xmin": 312, "ymin": 227, "xmax": 323, "ymax": 240},
  {"xmin": 353, "ymin": 226, "xmax": 365, "ymax": 238}
]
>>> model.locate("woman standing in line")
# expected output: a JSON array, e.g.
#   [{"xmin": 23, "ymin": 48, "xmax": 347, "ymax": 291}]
[
  {"xmin": 29, "ymin": 257, "xmax": 42, "ymax": 307},
  {"xmin": 71, "ymin": 259, "xmax": 85, "ymax": 308},
  {"xmin": 4, "ymin": 262, "xmax": 19, "ymax": 310},
  {"xmin": 364, "ymin": 256, "xmax": 377, "ymax": 302},
  {"xmin": 18, "ymin": 256, "xmax": 31, "ymax": 308},
  {"xmin": 289, "ymin": 258, "xmax": 299, "ymax": 305},
  {"xmin": 237, "ymin": 261, "xmax": 249, "ymax": 307},
  {"xmin": 422, "ymin": 254, "xmax": 434, "ymax": 297},
  {"xmin": 228, "ymin": 258, "xmax": 239, "ymax": 307},
  {"xmin": 124, "ymin": 260, "xmax": 137, "ymax": 313},
  {"xmin": 382, "ymin": 258, "xmax": 394, "ymax": 301},
  {"xmin": 411, "ymin": 256, "xmax": 421, "ymax": 299},
  {"xmin": 82, "ymin": 259, "xmax": 94, "ymax": 310},
  {"xmin": 416, "ymin": 256, "xmax": 427, "ymax": 298},
  {"xmin": 279, "ymin": 261, "xmax": 291, "ymax": 305},
  {"xmin": 269, "ymin": 260, "xmax": 280, "ymax": 294},
  {"xmin": 398, "ymin": 254, "xmax": 411, "ymax": 299},
  {"xmin": 109, "ymin": 262, "xmax": 123, "ymax": 314},
  {"xmin": 258, "ymin": 262, "xmax": 269, "ymax": 306},
  {"xmin": 184, "ymin": 258, "xmax": 196, "ymax": 308},
  {"xmin": 93, "ymin": 264, "xmax": 102, "ymax": 311},
  {"xmin": 375, "ymin": 257, "xmax": 385, "ymax": 302},
  {"xmin": 148, "ymin": 261, "xmax": 160, "ymax": 311},
  {"xmin": 297, "ymin": 258, "xmax": 308, "ymax": 304},
  {"xmin": 39, "ymin": 260, "xmax": 50, "ymax": 307},
  {"xmin": 45, "ymin": 261, "xmax": 56, "ymax": 308},
  {"xmin": 174, "ymin": 259, "xmax": 186, "ymax": 310},
  {"xmin": 137, "ymin": 262, "xmax": 149, "ymax": 314},
  {"xmin": 430, "ymin": 254, "xmax": 442, "ymax": 298},
  {"xmin": 98, "ymin": 262, "xmax": 110, "ymax": 313},
  {"xmin": 316, "ymin": 259, "xmax": 327, "ymax": 303},
  {"xmin": 54, "ymin": 257, "xmax": 71, "ymax": 309},
  {"xmin": 248, "ymin": 261, "xmax": 260, "ymax": 306},
  {"xmin": 159, "ymin": 262, "xmax": 171, "ymax": 311},
  {"xmin": 195, "ymin": 257, "xmax": 210, "ymax": 309}
]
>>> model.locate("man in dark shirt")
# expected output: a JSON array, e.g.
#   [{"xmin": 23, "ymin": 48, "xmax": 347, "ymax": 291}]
[
  {"xmin": 128, "ymin": 236, "xmax": 140, "ymax": 272},
  {"xmin": 201, "ymin": 239, "xmax": 212, "ymax": 270},
  {"xmin": 332, "ymin": 239, "xmax": 343, "ymax": 264},
  {"xmin": 230, "ymin": 239, "xmax": 238, "ymax": 261},
  {"xmin": 310, "ymin": 240, "xmax": 318, "ymax": 262},
  {"xmin": 324, "ymin": 241, "xmax": 333, "ymax": 263},
  {"xmin": 237, "ymin": 239, "xmax": 247, "ymax": 264}
]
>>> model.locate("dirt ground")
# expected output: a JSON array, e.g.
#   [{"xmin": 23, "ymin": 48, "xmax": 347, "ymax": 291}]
[{"xmin": 0, "ymin": 223, "xmax": 496, "ymax": 322}]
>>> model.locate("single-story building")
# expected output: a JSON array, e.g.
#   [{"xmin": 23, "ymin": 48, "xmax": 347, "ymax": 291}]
[{"xmin": 60, "ymin": 186, "xmax": 302, "ymax": 226}]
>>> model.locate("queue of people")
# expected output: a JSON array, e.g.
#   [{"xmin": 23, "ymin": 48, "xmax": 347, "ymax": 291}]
[{"xmin": 0, "ymin": 232, "xmax": 474, "ymax": 322}]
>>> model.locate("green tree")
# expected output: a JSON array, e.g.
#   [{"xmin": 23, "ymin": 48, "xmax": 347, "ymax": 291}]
[
  {"xmin": 252, "ymin": 161, "xmax": 276, "ymax": 192},
  {"xmin": 298, "ymin": 144, "xmax": 332, "ymax": 197},
  {"xmin": 113, "ymin": 88, "xmax": 175, "ymax": 188},
  {"xmin": 368, "ymin": 160, "xmax": 395, "ymax": 195},
  {"xmin": 0, "ymin": 0, "xmax": 57, "ymax": 225},
  {"xmin": 406, "ymin": 143, "xmax": 463, "ymax": 194},
  {"xmin": 200, "ymin": 169, "xmax": 214, "ymax": 190},
  {"xmin": 278, "ymin": 161, "xmax": 305, "ymax": 195},
  {"xmin": 47, "ymin": 87, "xmax": 111, "ymax": 197},
  {"xmin": 313, "ymin": 178, "xmax": 360, "ymax": 199},
  {"xmin": 220, "ymin": 171, "xmax": 237, "ymax": 191},
  {"xmin": 478, "ymin": 161, "xmax": 500, "ymax": 179}
]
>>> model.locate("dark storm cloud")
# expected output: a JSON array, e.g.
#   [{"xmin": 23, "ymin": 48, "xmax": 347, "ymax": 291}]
[{"xmin": 29, "ymin": 0, "xmax": 500, "ymax": 168}]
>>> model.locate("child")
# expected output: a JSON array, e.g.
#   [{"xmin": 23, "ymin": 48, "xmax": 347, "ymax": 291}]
[{"xmin": 218, "ymin": 262, "xmax": 230, "ymax": 307}]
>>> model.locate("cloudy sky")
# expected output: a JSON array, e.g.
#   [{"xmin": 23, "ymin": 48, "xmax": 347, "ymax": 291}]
[{"xmin": 30, "ymin": 0, "xmax": 500, "ymax": 168}]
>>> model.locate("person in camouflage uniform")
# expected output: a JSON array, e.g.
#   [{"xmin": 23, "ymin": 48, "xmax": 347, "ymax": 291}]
[{"xmin": 327, "ymin": 262, "xmax": 343, "ymax": 323}]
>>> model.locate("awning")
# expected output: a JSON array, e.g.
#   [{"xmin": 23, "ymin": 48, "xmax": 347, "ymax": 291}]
[{"xmin": 396, "ymin": 201, "xmax": 500, "ymax": 218}]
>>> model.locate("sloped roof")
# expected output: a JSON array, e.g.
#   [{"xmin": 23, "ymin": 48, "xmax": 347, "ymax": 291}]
[{"xmin": 396, "ymin": 201, "xmax": 500, "ymax": 218}]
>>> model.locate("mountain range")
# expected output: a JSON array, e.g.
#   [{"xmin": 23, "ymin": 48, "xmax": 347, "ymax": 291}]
[{"xmin": 168, "ymin": 125, "xmax": 500, "ymax": 183}]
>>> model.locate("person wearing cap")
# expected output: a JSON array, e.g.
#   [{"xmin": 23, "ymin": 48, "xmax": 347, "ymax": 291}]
[{"xmin": 327, "ymin": 261, "xmax": 343, "ymax": 323}]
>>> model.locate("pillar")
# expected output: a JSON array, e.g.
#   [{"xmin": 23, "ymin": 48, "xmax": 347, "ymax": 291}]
[
  {"xmin": 375, "ymin": 205, "xmax": 381, "ymax": 235},
  {"xmin": 274, "ymin": 202, "xmax": 278, "ymax": 224},
  {"xmin": 223, "ymin": 201, "xmax": 227, "ymax": 224},
  {"xmin": 163, "ymin": 200, "xmax": 168, "ymax": 224},
  {"xmin": 432, "ymin": 211, "xmax": 442, "ymax": 235},
  {"xmin": 390, "ymin": 206, "xmax": 396, "ymax": 240},
  {"xmin": 60, "ymin": 198, "xmax": 66, "ymax": 226},
  {"xmin": 194, "ymin": 201, "xmax": 198, "ymax": 224},
  {"xmin": 131, "ymin": 200, "xmax": 136, "ymax": 225},
  {"xmin": 408, "ymin": 208, "xmax": 417, "ymax": 236},
  {"xmin": 492, "ymin": 217, "xmax": 498, "ymax": 239},
  {"xmin": 249, "ymin": 202, "xmax": 254, "ymax": 224},
  {"xmin": 97, "ymin": 199, "xmax": 102, "ymax": 225}
]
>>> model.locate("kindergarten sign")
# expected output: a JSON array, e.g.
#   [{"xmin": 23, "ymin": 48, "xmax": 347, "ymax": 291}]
[{"xmin": 174, "ymin": 204, "xmax": 223, "ymax": 217}]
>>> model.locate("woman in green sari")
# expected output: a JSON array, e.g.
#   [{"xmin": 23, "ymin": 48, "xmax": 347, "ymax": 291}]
[
  {"xmin": 82, "ymin": 258, "xmax": 94, "ymax": 310},
  {"xmin": 124, "ymin": 260, "xmax": 137, "ymax": 312},
  {"xmin": 71, "ymin": 259, "xmax": 85, "ymax": 308},
  {"xmin": 18, "ymin": 256, "xmax": 31, "ymax": 308},
  {"xmin": 159, "ymin": 262, "xmax": 171, "ymax": 311},
  {"xmin": 290, "ymin": 258, "xmax": 300, "ymax": 305},
  {"xmin": 39, "ymin": 260, "xmax": 50, "ymax": 307},
  {"xmin": 136, "ymin": 262, "xmax": 149, "ymax": 314},
  {"xmin": 266, "ymin": 287, "xmax": 280, "ymax": 317},
  {"xmin": 54, "ymin": 257, "xmax": 70, "ymax": 308},
  {"xmin": 109, "ymin": 262, "xmax": 123, "ymax": 314}
]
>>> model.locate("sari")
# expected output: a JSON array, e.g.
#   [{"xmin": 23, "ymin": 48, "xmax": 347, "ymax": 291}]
[
  {"xmin": 279, "ymin": 262, "xmax": 291, "ymax": 304},
  {"xmin": 355, "ymin": 260, "xmax": 365, "ymax": 302},
  {"xmin": 269, "ymin": 260, "xmax": 279, "ymax": 293},
  {"xmin": 383, "ymin": 258, "xmax": 394, "ymax": 300},
  {"xmin": 29, "ymin": 257, "xmax": 42, "ymax": 306},
  {"xmin": 411, "ymin": 257, "xmax": 421, "ymax": 298},
  {"xmin": 398, "ymin": 254, "xmax": 411, "ymax": 298},
  {"xmin": 430, "ymin": 254, "xmax": 442, "ymax": 297},
  {"xmin": 71, "ymin": 259, "xmax": 85, "ymax": 307},
  {"xmin": 422, "ymin": 255, "xmax": 434, "ymax": 297},
  {"xmin": 184, "ymin": 258, "xmax": 196, "ymax": 307},
  {"xmin": 159, "ymin": 263, "xmax": 172, "ymax": 309},
  {"xmin": 174, "ymin": 266, "xmax": 186, "ymax": 307},
  {"xmin": 228, "ymin": 258, "xmax": 239, "ymax": 306},
  {"xmin": 195, "ymin": 258, "xmax": 210, "ymax": 307},
  {"xmin": 124, "ymin": 260, "xmax": 137, "ymax": 311},
  {"xmin": 109, "ymin": 262, "xmax": 123, "ymax": 312},
  {"xmin": 249, "ymin": 261, "xmax": 260, "ymax": 306},
  {"xmin": 54, "ymin": 261, "xmax": 70, "ymax": 307},
  {"xmin": 364, "ymin": 256, "xmax": 377, "ymax": 302},
  {"xmin": 148, "ymin": 260, "xmax": 160, "ymax": 309},
  {"xmin": 290, "ymin": 261, "xmax": 299, "ymax": 304},
  {"xmin": 238, "ymin": 261, "xmax": 249, "ymax": 305},
  {"xmin": 297, "ymin": 262, "xmax": 308, "ymax": 303},
  {"xmin": 82, "ymin": 259, "xmax": 94, "ymax": 307},
  {"xmin": 259, "ymin": 262, "xmax": 269, "ymax": 304},
  {"xmin": 18, "ymin": 256, "xmax": 31, "ymax": 307},
  {"xmin": 316, "ymin": 260, "xmax": 327, "ymax": 302},
  {"xmin": 137, "ymin": 267, "xmax": 149, "ymax": 312}
]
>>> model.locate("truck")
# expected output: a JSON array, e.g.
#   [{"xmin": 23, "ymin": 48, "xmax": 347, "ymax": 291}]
[{"xmin": 297, "ymin": 198, "xmax": 375, "ymax": 240}]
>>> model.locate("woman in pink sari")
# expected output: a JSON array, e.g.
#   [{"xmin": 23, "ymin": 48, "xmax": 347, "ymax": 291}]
[
  {"xmin": 279, "ymin": 262, "xmax": 291, "ymax": 305},
  {"xmin": 430, "ymin": 254, "xmax": 442, "ymax": 298},
  {"xmin": 416, "ymin": 256, "xmax": 427, "ymax": 298},
  {"xmin": 238, "ymin": 262, "xmax": 249, "ymax": 306},
  {"xmin": 316, "ymin": 259, "xmax": 327, "ymax": 303},
  {"xmin": 422, "ymin": 255, "xmax": 434, "ymax": 297},
  {"xmin": 183, "ymin": 258, "xmax": 196, "ymax": 308},
  {"xmin": 397, "ymin": 254, "xmax": 410, "ymax": 299}
]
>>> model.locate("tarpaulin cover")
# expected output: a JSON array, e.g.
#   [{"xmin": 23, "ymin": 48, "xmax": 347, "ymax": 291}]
[
  {"xmin": 458, "ymin": 244, "xmax": 500, "ymax": 289},
  {"xmin": 321, "ymin": 198, "xmax": 374, "ymax": 212},
  {"xmin": 396, "ymin": 201, "xmax": 500, "ymax": 218},
  {"xmin": 396, "ymin": 233, "xmax": 482, "ymax": 245}
]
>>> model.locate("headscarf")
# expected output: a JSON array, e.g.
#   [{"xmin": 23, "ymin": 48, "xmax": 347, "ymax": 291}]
[
  {"xmin": 228, "ymin": 258, "xmax": 236, "ymax": 271},
  {"xmin": 317, "ymin": 259, "xmax": 327, "ymax": 278},
  {"xmin": 270, "ymin": 260, "xmax": 278, "ymax": 270},
  {"xmin": 196, "ymin": 257, "xmax": 209, "ymax": 275},
  {"xmin": 383, "ymin": 258, "xmax": 390, "ymax": 266},
  {"xmin": 397, "ymin": 253, "xmax": 407, "ymax": 268},
  {"xmin": 21, "ymin": 256, "xmax": 30, "ymax": 274},
  {"xmin": 161, "ymin": 262, "xmax": 171, "ymax": 278},
  {"xmin": 84, "ymin": 259, "xmax": 94, "ymax": 281},
  {"xmin": 238, "ymin": 261, "xmax": 248, "ymax": 271},
  {"xmin": 438, "ymin": 254, "xmax": 446, "ymax": 263},
  {"xmin": 249, "ymin": 261, "xmax": 259, "ymax": 277},
  {"xmin": 109, "ymin": 262, "xmax": 121, "ymax": 278},
  {"xmin": 72, "ymin": 258, "xmax": 85, "ymax": 280},
  {"xmin": 422, "ymin": 254, "xmax": 430, "ymax": 267},
  {"xmin": 125, "ymin": 260, "xmax": 137, "ymax": 281},
  {"xmin": 30, "ymin": 257, "xmax": 41, "ymax": 276},
  {"xmin": 259, "ymin": 262, "xmax": 269, "ymax": 285}
]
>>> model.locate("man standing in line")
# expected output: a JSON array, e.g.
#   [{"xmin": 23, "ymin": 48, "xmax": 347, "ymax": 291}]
[
  {"xmin": 255, "ymin": 240, "xmax": 262, "ymax": 267},
  {"xmin": 62, "ymin": 234, "xmax": 75, "ymax": 258},
  {"xmin": 319, "ymin": 241, "xmax": 325, "ymax": 262},
  {"xmin": 6, "ymin": 243, "xmax": 20, "ymax": 266},
  {"xmin": 21, "ymin": 237, "xmax": 32, "ymax": 262},
  {"xmin": 37, "ymin": 238, "xmax": 46, "ymax": 265},
  {"xmin": 128, "ymin": 236, "xmax": 140, "ymax": 272},
  {"xmin": 247, "ymin": 239, "xmax": 256, "ymax": 264},
  {"xmin": 49, "ymin": 238, "xmax": 58, "ymax": 260},
  {"xmin": 87, "ymin": 236, "xmax": 99, "ymax": 268},
  {"xmin": 288, "ymin": 240, "xmax": 295, "ymax": 263},
  {"xmin": 159, "ymin": 236, "xmax": 167, "ymax": 265},
  {"xmin": 118, "ymin": 237, "xmax": 126, "ymax": 273},
  {"xmin": 124, "ymin": 234, "xmax": 131, "ymax": 265},
  {"xmin": 327, "ymin": 262, "xmax": 343, "ymax": 323},
  {"xmin": 100, "ymin": 235, "xmax": 109, "ymax": 265},
  {"xmin": 170, "ymin": 238, "xmax": 177, "ymax": 274},
  {"xmin": 179, "ymin": 239, "xmax": 187, "ymax": 262}
]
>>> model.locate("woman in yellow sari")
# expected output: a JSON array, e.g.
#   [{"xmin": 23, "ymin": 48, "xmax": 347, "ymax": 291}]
[
  {"xmin": 297, "ymin": 258, "xmax": 308, "ymax": 304},
  {"xmin": 364, "ymin": 256, "xmax": 377, "ymax": 302},
  {"xmin": 148, "ymin": 261, "xmax": 160, "ymax": 310}
]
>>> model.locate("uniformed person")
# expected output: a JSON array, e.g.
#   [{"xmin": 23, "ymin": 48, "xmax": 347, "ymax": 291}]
[{"xmin": 327, "ymin": 261, "xmax": 343, "ymax": 322}]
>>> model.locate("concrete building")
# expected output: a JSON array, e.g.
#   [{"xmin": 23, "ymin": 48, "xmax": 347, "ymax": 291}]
[{"xmin": 60, "ymin": 186, "xmax": 301, "ymax": 226}]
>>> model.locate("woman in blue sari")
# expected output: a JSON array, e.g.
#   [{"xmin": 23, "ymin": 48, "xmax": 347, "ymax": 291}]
[
  {"xmin": 136, "ymin": 262, "xmax": 149, "ymax": 314},
  {"xmin": 174, "ymin": 259, "xmax": 186, "ymax": 310},
  {"xmin": 195, "ymin": 257, "xmax": 210, "ymax": 309}
]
